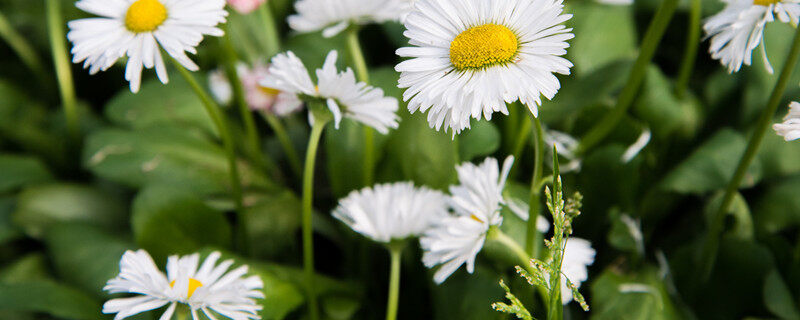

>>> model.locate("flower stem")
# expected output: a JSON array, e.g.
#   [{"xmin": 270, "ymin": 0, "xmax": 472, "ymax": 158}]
[
  {"xmin": 302, "ymin": 120, "xmax": 327, "ymax": 320},
  {"xmin": 385, "ymin": 246, "xmax": 403, "ymax": 320},
  {"xmin": 489, "ymin": 227, "xmax": 534, "ymax": 274},
  {"xmin": 220, "ymin": 27, "xmax": 277, "ymax": 174},
  {"xmin": 346, "ymin": 27, "xmax": 375, "ymax": 186},
  {"xmin": 700, "ymin": 25, "xmax": 800, "ymax": 280},
  {"xmin": 264, "ymin": 113, "xmax": 303, "ymax": 177},
  {"xmin": 257, "ymin": 2, "xmax": 281, "ymax": 57},
  {"xmin": 172, "ymin": 60, "xmax": 247, "ymax": 251},
  {"xmin": 45, "ymin": 0, "xmax": 79, "ymax": 143},
  {"xmin": 526, "ymin": 115, "xmax": 545, "ymax": 259},
  {"xmin": 576, "ymin": 0, "xmax": 679, "ymax": 154},
  {"xmin": 674, "ymin": 0, "xmax": 701, "ymax": 99},
  {"xmin": 0, "ymin": 10, "xmax": 46, "ymax": 83}
]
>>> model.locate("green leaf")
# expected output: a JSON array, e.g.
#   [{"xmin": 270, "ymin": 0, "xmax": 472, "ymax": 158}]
[
  {"xmin": 660, "ymin": 129, "xmax": 762, "ymax": 194},
  {"xmin": 0, "ymin": 280, "xmax": 101, "ymax": 320},
  {"xmin": 384, "ymin": 110, "xmax": 457, "ymax": 190},
  {"xmin": 541, "ymin": 60, "xmax": 633, "ymax": 124},
  {"xmin": 244, "ymin": 190, "xmax": 302, "ymax": 259},
  {"xmin": 105, "ymin": 78, "xmax": 215, "ymax": 134},
  {"xmin": 632, "ymin": 66, "xmax": 702, "ymax": 140},
  {"xmin": 132, "ymin": 186, "xmax": 232, "ymax": 260},
  {"xmin": 0, "ymin": 254, "xmax": 50, "ymax": 283},
  {"xmin": 325, "ymin": 119, "xmax": 366, "ymax": 197},
  {"xmin": 755, "ymin": 176, "xmax": 800, "ymax": 233},
  {"xmin": 459, "ymin": 121, "xmax": 501, "ymax": 161},
  {"xmin": 704, "ymin": 191, "xmax": 753, "ymax": 240},
  {"xmin": 12, "ymin": 183, "xmax": 126, "ymax": 239},
  {"xmin": 0, "ymin": 196, "xmax": 20, "ymax": 245},
  {"xmin": 590, "ymin": 267, "xmax": 683, "ymax": 320},
  {"xmin": 284, "ymin": 32, "xmax": 349, "ymax": 71},
  {"xmin": 44, "ymin": 223, "xmax": 134, "ymax": 298},
  {"xmin": 0, "ymin": 154, "xmax": 52, "ymax": 194},
  {"xmin": 758, "ymin": 124, "xmax": 800, "ymax": 179},
  {"xmin": 84, "ymin": 126, "xmax": 273, "ymax": 196},
  {"xmin": 764, "ymin": 269, "xmax": 800, "ymax": 320},
  {"xmin": 567, "ymin": 3, "xmax": 637, "ymax": 75},
  {"xmin": 431, "ymin": 265, "xmax": 505, "ymax": 320}
]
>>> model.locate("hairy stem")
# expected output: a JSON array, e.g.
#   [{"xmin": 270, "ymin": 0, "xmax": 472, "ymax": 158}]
[
  {"xmin": 346, "ymin": 27, "xmax": 375, "ymax": 187},
  {"xmin": 526, "ymin": 116, "xmax": 546, "ymax": 259},
  {"xmin": 302, "ymin": 121, "xmax": 327, "ymax": 320},
  {"xmin": 675, "ymin": 0, "xmax": 702, "ymax": 99},
  {"xmin": 46, "ymin": 0, "xmax": 79, "ymax": 143}
]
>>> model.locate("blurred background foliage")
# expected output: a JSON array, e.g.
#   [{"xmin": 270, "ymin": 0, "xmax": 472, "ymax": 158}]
[{"xmin": 1, "ymin": 0, "xmax": 800, "ymax": 319}]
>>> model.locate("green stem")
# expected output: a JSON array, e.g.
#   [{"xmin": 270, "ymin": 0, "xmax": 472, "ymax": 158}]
[
  {"xmin": 173, "ymin": 61, "xmax": 247, "ymax": 251},
  {"xmin": 700, "ymin": 25, "xmax": 800, "ymax": 280},
  {"xmin": 220, "ymin": 28, "xmax": 276, "ymax": 174},
  {"xmin": 489, "ymin": 227, "xmax": 534, "ymax": 274},
  {"xmin": 576, "ymin": 0, "xmax": 679, "ymax": 154},
  {"xmin": 512, "ymin": 116, "xmax": 532, "ymax": 166},
  {"xmin": 385, "ymin": 247, "xmax": 403, "ymax": 320},
  {"xmin": 675, "ymin": 0, "xmax": 701, "ymax": 99},
  {"xmin": 0, "ymin": 10, "xmax": 46, "ymax": 82},
  {"xmin": 346, "ymin": 27, "xmax": 375, "ymax": 186},
  {"xmin": 264, "ymin": 114, "xmax": 303, "ymax": 177},
  {"xmin": 302, "ymin": 120, "xmax": 326, "ymax": 320},
  {"xmin": 45, "ymin": 0, "xmax": 79, "ymax": 143},
  {"xmin": 526, "ymin": 116, "xmax": 545, "ymax": 259},
  {"xmin": 257, "ymin": 3, "xmax": 281, "ymax": 57}
]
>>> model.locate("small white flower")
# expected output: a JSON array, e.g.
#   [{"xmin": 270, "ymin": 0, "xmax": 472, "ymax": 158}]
[
  {"xmin": 209, "ymin": 62, "xmax": 303, "ymax": 116},
  {"xmin": 103, "ymin": 250, "xmax": 264, "ymax": 320},
  {"xmin": 288, "ymin": 0, "xmax": 409, "ymax": 38},
  {"xmin": 545, "ymin": 129, "xmax": 582, "ymax": 173},
  {"xmin": 774, "ymin": 101, "xmax": 800, "ymax": 141},
  {"xmin": 68, "ymin": 0, "xmax": 228, "ymax": 93},
  {"xmin": 558, "ymin": 238, "xmax": 596, "ymax": 305},
  {"xmin": 421, "ymin": 156, "xmax": 514, "ymax": 284},
  {"xmin": 704, "ymin": 0, "xmax": 800, "ymax": 73},
  {"xmin": 333, "ymin": 182, "xmax": 449, "ymax": 243},
  {"xmin": 395, "ymin": 0, "xmax": 574, "ymax": 134},
  {"xmin": 262, "ymin": 50, "xmax": 400, "ymax": 133}
]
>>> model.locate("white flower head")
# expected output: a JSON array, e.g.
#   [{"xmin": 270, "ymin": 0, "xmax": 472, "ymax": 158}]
[
  {"xmin": 774, "ymin": 101, "xmax": 800, "ymax": 141},
  {"xmin": 209, "ymin": 62, "xmax": 303, "ymax": 116},
  {"xmin": 704, "ymin": 0, "xmax": 800, "ymax": 73},
  {"xmin": 558, "ymin": 238, "xmax": 596, "ymax": 305},
  {"xmin": 103, "ymin": 250, "xmax": 264, "ymax": 320},
  {"xmin": 289, "ymin": 0, "xmax": 409, "ymax": 37},
  {"xmin": 421, "ymin": 156, "xmax": 514, "ymax": 284},
  {"xmin": 395, "ymin": 0, "xmax": 574, "ymax": 135},
  {"xmin": 333, "ymin": 182, "xmax": 449, "ymax": 243},
  {"xmin": 68, "ymin": 0, "xmax": 228, "ymax": 93},
  {"xmin": 261, "ymin": 50, "xmax": 400, "ymax": 133}
]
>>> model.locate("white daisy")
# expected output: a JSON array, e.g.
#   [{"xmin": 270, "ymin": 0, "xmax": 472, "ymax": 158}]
[
  {"xmin": 558, "ymin": 237, "xmax": 595, "ymax": 305},
  {"xmin": 103, "ymin": 250, "xmax": 264, "ymax": 320},
  {"xmin": 774, "ymin": 101, "xmax": 800, "ymax": 141},
  {"xmin": 209, "ymin": 62, "xmax": 303, "ymax": 115},
  {"xmin": 261, "ymin": 50, "xmax": 400, "ymax": 133},
  {"xmin": 421, "ymin": 156, "xmax": 514, "ymax": 284},
  {"xmin": 333, "ymin": 182, "xmax": 449, "ymax": 243},
  {"xmin": 68, "ymin": 0, "xmax": 228, "ymax": 93},
  {"xmin": 395, "ymin": 0, "xmax": 574, "ymax": 134},
  {"xmin": 704, "ymin": 0, "xmax": 800, "ymax": 73},
  {"xmin": 288, "ymin": 0, "xmax": 409, "ymax": 38}
]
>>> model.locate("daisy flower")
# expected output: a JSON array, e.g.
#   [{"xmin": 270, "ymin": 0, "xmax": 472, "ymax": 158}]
[
  {"xmin": 103, "ymin": 250, "xmax": 264, "ymax": 320},
  {"xmin": 67, "ymin": 0, "xmax": 228, "ymax": 93},
  {"xmin": 704, "ymin": 0, "xmax": 800, "ymax": 73},
  {"xmin": 261, "ymin": 50, "xmax": 400, "ymax": 133},
  {"xmin": 333, "ymin": 182, "xmax": 449, "ymax": 243},
  {"xmin": 288, "ymin": 0, "xmax": 409, "ymax": 38},
  {"xmin": 558, "ymin": 238, "xmax": 596, "ymax": 305},
  {"xmin": 395, "ymin": 0, "xmax": 574, "ymax": 134},
  {"xmin": 421, "ymin": 156, "xmax": 514, "ymax": 284},
  {"xmin": 774, "ymin": 101, "xmax": 800, "ymax": 141},
  {"xmin": 228, "ymin": 0, "xmax": 265, "ymax": 14},
  {"xmin": 209, "ymin": 62, "xmax": 303, "ymax": 116}
]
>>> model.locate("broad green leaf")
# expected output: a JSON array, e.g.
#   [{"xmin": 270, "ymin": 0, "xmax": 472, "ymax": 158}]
[
  {"xmin": 0, "ymin": 196, "xmax": 20, "ymax": 245},
  {"xmin": 84, "ymin": 126, "xmax": 273, "ymax": 196},
  {"xmin": 633, "ymin": 66, "xmax": 702, "ymax": 140},
  {"xmin": 704, "ymin": 191, "xmax": 753, "ymax": 240},
  {"xmin": 755, "ymin": 176, "xmax": 800, "ymax": 233},
  {"xmin": 541, "ymin": 60, "xmax": 633, "ymax": 124},
  {"xmin": 431, "ymin": 265, "xmax": 505, "ymax": 320},
  {"xmin": 132, "ymin": 186, "xmax": 232, "ymax": 260},
  {"xmin": 325, "ymin": 119, "xmax": 366, "ymax": 197},
  {"xmin": 12, "ymin": 183, "xmax": 126, "ymax": 239},
  {"xmin": 284, "ymin": 32, "xmax": 349, "ymax": 71},
  {"xmin": 244, "ymin": 190, "xmax": 302, "ymax": 259},
  {"xmin": 45, "ymin": 223, "xmax": 134, "ymax": 298},
  {"xmin": 0, "ymin": 80, "xmax": 66, "ymax": 164},
  {"xmin": 764, "ymin": 269, "xmax": 800, "ymax": 320},
  {"xmin": 567, "ymin": 3, "xmax": 637, "ymax": 75},
  {"xmin": 0, "ymin": 154, "xmax": 52, "ymax": 194},
  {"xmin": 459, "ymin": 121, "xmax": 501, "ymax": 161},
  {"xmin": 590, "ymin": 267, "xmax": 682, "ymax": 320},
  {"xmin": 0, "ymin": 280, "xmax": 101, "ymax": 320},
  {"xmin": 758, "ymin": 124, "xmax": 800, "ymax": 179},
  {"xmin": 660, "ymin": 129, "xmax": 762, "ymax": 194},
  {"xmin": 0, "ymin": 254, "xmax": 50, "ymax": 283}
]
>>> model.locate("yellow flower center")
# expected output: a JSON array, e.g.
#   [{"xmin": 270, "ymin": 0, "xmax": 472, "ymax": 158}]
[
  {"xmin": 258, "ymin": 86, "xmax": 281, "ymax": 96},
  {"xmin": 470, "ymin": 214, "xmax": 485, "ymax": 223},
  {"xmin": 169, "ymin": 278, "xmax": 203, "ymax": 299},
  {"xmin": 753, "ymin": 0, "xmax": 779, "ymax": 5},
  {"xmin": 449, "ymin": 24, "xmax": 519, "ymax": 70},
  {"xmin": 125, "ymin": 0, "xmax": 168, "ymax": 33}
]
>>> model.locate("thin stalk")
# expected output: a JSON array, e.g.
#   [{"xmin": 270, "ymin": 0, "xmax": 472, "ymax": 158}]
[
  {"xmin": 220, "ymin": 28, "xmax": 275, "ymax": 174},
  {"xmin": 385, "ymin": 247, "xmax": 403, "ymax": 320},
  {"xmin": 346, "ymin": 27, "xmax": 375, "ymax": 186},
  {"xmin": 675, "ymin": 0, "xmax": 702, "ymax": 99},
  {"xmin": 489, "ymin": 227, "xmax": 534, "ymax": 275},
  {"xmin": 700, "ymin": 25, "xmax": 800, "ymax": 280},
  {"xmin": 526, "ymin": 116, "xmax": 546, "ymax": 259},
  {"xmin": 302, "ymin": 121, "xmax": 327, "ymax": 320},
  {"xmin": 512, "ymin": 116, "xmax": 532, "ymax": 166},
  {"xmin": 264, "ymin": 114, "xmax": 303, "ymax": 177},
  {"xmin": 547, "ymin": 152, "xmax": 563, "ymax": 320},
  {"xmin": 257, "ymin": 3, "xmax": 281, "ymax": 57},
  {"xmin": 173, "ymin": 61, "xmax": 247, "ymax": 252},
  {"xmin": 0, "ymin": 10, "xmax": 46, "ymax": 82},
  {"xmin": 576, "ymin": 0, "xmax": 679, "ymax": 154},
  {"xmin": 45, "ymin": 0, "xmax": 79, "ymax": 143}
]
